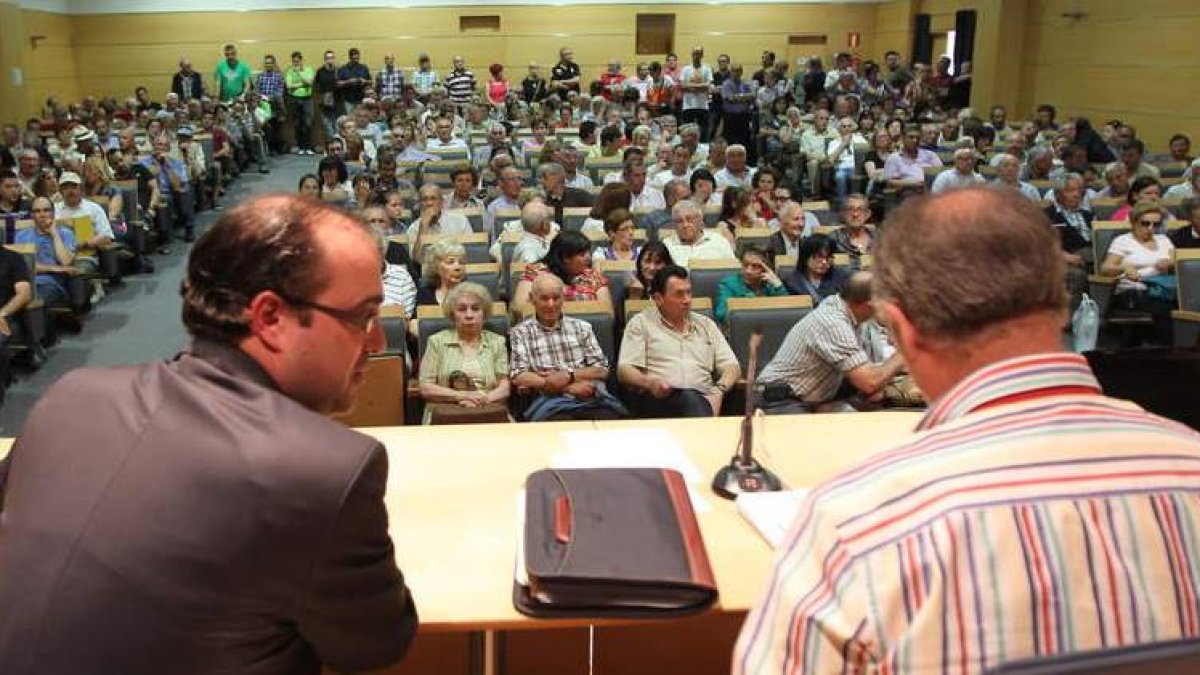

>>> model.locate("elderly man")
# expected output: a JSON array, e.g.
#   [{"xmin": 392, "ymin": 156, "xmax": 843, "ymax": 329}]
[
  {"xmin": 714, "ymin": 144, "xmax": 756, "ymax": 190},
  {"xmin": 618, "ymin": 265, "xmax": 740, "ymax": 418},
  {"xmin": 406, "ymin": 183, "xmax": 473, "ymax": 260},
  {"xmin": 1044, "ymin": 171, "xmax": 1094, "ymax": 310},
  {"xmin": 756, "ymin": 271, "xmax": 904, "ymax": 414},
  {"xmin": 54, "ymin": 171, "xmax": 115, "ymax": 300},
  {"xmin": 171, "ymin": 57, "xmax": 204, "ymax": 103},
  {"xmin": 15, "ymin": 150, "xmax": 41, "ymax": 200},
  {"xmin": 484, "ymin": 165, "xmax": 524, "ymax": 238},
  {"xmin": 427, "ymin": 115, "xmax": 470, "ymax": 159},
  {"xmin": 930, "ymin": 147, "xmax": 984, "ymax": 194},
  {"xmin": 642, "ymin": 178, "xmax": 690, "ymax": 242},
  {"xmin": 882, "ymin": 124, "xmax": 942, "ymax": 191},
  {"xmin": 510, "ymin": 274, "xmax": 625, "ymax": 421},
  {"xmin": 139, "ymin": 134, "xmax": 194, "ymax": 248},
  {"xmin": 992, "ymin": 152, "xmax": 1042, "ymax": 201},
  {"xmin": 736, "ymin": 186, "xmax": 1200, "ymax": 674},
  {"xmin": 662, "ymin": 199, "xmax": 734, "ymax": 267},
  {"xmin": 538, "ymin": 162, "xmax": 593, "ymax": 225},
  {"xmin": 512, "ymin": 201, "xmax": 557, "ymax": 264},
  {"xmin": 0, "ymin": 195, "xmax": 419, "ymax": 675},
  {"xmin": 798, "ymin": 109, "xmax": 837, "ymax": 195},
  {"xmin": 831, "ymin": 193, "xmax": 874, "ymax": 263},
  {"xmin": 652, "ymin": 144, "xmax": 694, "ymax": 190},
  {"xmin": 767, "ymin": 201, "xmax": 813, "ymax": 258}
]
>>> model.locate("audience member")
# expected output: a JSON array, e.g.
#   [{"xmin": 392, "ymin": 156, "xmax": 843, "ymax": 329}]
[
  {"xmin": 783, "ymin": 233, "xmax": 846, "ymax": 302},
  {"xmin": 617, "ymin": 265, "xmax": 740, "ymax": 417},
  {"xmin": 629, "ymin": 241, "xmax": 674, "ymax": 301},
  {"xmin": 767, "ymin": 201, "xmax": 813, "ymax": 258},
  {"xmin": 418, "ymin": 281, "xmax": 509, "ymax": 423},
  {"xmin": 714, "ymin": 243, "xmax": 789, "ymax": 323},
  {"xmin": 831, "ymin": 193, "xmax": 875, "ymax": 264},
  {"xmin": 213, "ymin": 43, "xmax": 252, "ymax": 103},
  {"xmin": 592, "ymin": 208, "xmax": 640, "ymax": 262},
  {"xmin": 1110, "ymin": 175, "xmax": 1162, "ymax": 222},
  {"xmin": 509, "ymin": 274, "xmax": 626, "ymax": 421},
  {"xmin": 716, "ymin": 186, "xmax": 765, "ymax": 246},
  {"xmin": 1169, "ymin": 197, "xmax": 1200, "ymax": 249},
  {"xmin": 406, "ymin": 184, "xmax": 472, "ymax": 260},
  {"xmin": 512, "ymin": 200, "xmax": 558, "ymax": 265},
  {"xmin": 513, "ymin": 230, "xmax": 611, "ymax": 313},
  {"xmin": 882, "ymin": 124, "xmax": 942, "ymax": 191},
  {"xmin": 662, "ymin": 200, "xmax": 735, "ymax": 267},
  {"xmin": 930, "ymin": 147, "xmax": 985, "ymax": 193},
  {"xmin": 1099, "ymin": 201, "xmax": 1176, "ymax": 344},
  {"xmin": 736, "ymin": 186, "xmax": 1200, "ymax": 674}
]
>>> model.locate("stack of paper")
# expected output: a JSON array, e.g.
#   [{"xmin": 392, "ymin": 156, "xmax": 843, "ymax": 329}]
[{"xmin": 736, "ymin": 490, "xmax": 809, "ymax": 548}]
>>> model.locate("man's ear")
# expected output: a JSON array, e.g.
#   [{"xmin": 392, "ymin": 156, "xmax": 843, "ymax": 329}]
[{"xmin": 245, "ymin": 291, "xmax": 288, "ymax": 352}]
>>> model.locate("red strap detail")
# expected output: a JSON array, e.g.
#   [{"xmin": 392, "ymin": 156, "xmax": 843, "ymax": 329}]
[{"xmin": 554, "ymin": 495, "xmax": 572, "ymax": 544}]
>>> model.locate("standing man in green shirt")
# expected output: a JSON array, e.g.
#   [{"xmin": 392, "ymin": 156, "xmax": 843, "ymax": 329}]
[
  {"xmin": 214, "ymin": 43, "xmax": 252, "ymax": 103},
  {"xmin": 285, "ymin": 51, "xmax": 316, "ymax": 155}
]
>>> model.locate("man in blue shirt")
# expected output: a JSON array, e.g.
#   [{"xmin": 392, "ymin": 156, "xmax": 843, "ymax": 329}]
[
  {"xmin": 15, "ymin": 196, "xmax": 77, "ymax": 310},
  {"xmin": 336, "ymin": 48, "xmax": 371, "ymax": 116},
  {"xmin": 138, "ymin": 134, "xmax": 194, "ymax": 251}
]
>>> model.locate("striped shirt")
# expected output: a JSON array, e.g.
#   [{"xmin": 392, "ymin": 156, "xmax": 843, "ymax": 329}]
[
  {"xmin": 382, "ymin": 263, "xmax": 417, "ymax": 318},
  {"xmin": 758, "ymin": 294, "xmax": 868, "ymax": 403},
  {"xmin": 509, "ymin": 315, "xmax": 607, "ymax": 378},
  {"xmin": 735, "ymin": 352, "xmax": 1200, "ymax": 675},
  {"xmin": 444, "ymin": 69, "xmax": 477, "ymax": 105}
]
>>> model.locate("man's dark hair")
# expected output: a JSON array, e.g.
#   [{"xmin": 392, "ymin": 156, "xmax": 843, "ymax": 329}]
[
  {"xmin": 650, "ymin": 264, "xmax": 689, "ymax": 297},
  {"xmin": 885, "ymin": 50, "xmax": 900, "ymax": 59},
  {"xmin": 621, "ymin": 146, "xmax": 645, "ymax": 163},
  {"xmin": 1036, "ymin": 103, "xmax": 1056, "ymax": 119},
  {"xmin": 291, "ymin": 51, "xmax": 302, "ymax": 60},
  {"xmin": 579, "ymin": 120, "xmax": 597, "ymax": 138},
  {"xmin": 1124, "ymin": 138, "xmax": 1145, "ymax": 155},
  {"xmin": 181, "ymin": 195, "xmax": 366, "ymax": 343},
  {"xmin": 689, "ymin": 168, "xmax": 715, "ymax": 192},
  {"xmin": 600, "ymin": 125, "xmax": 622, "ymax": 146},
  {"xmin": 449, "ymin": 165, "xmax": 478, "ymax": 182}
]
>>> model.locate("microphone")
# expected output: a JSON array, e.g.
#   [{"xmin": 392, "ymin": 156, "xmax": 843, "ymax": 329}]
[{"xmin": 712, "ymin": 327, "xmax": 782, "ymax": 499}]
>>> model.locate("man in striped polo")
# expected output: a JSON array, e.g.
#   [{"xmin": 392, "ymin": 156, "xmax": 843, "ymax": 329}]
[
  {"xmin": 736, "ymin": 186, "xmax": 1200, "ymax": 674},
  {"xmin": 444, "ymin": 56, "xmax": 477, "ymax": 113}
]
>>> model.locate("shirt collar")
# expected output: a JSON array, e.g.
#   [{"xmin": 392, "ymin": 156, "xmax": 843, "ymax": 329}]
[{"xmin": 916, "ymin": 352, "xmax": 1102, "ymax": 431}]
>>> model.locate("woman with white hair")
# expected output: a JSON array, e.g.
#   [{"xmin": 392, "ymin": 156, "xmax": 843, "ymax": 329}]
[{"xmin": 418, "ymin": 281, "xmax": 510, "ymax": 424}]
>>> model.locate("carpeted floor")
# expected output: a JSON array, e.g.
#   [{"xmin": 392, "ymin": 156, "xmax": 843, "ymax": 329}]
[{"xmin": 0, "ymin": 154, "xmax": 316, "ymax": 435}]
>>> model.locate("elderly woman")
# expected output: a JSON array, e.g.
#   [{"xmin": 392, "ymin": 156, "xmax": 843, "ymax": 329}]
[
  {"xmin": 593, "ymin": 208, "xmax": 640, "ymax": 262},
  {"xmin": 413, "ymin": 238, "xmax": 467, "ymax": 309},
  {"xmin": 1100, "ymin": 202, "xmax": 1176, "ymax": 344},
  {"xmin": 1111, "ymin": 176, "xmax": 1162, "ymax": 222},
  {"xmin": 363, "ymin": 206, "xmax": 417, "ymax": 318},
  {"xmin": 513, "ymin": 230, "xmax": 612, "ymax": 314},
  {"xmin": 1097, "ymin": 161, "xmax": 1131, "ymax": 201},
  {"xmin": 714, "ymin": 243, "xmax": 789, "ymax": 323},
  {"xmin": 580, "ymin": 183, "xmax": 632, "ymax": 236},
  {"xmin": 783, "ymin": 233, "xmax": 847, "ymax": 303},
  {"xmin": 418, "ymin": 282, "xmax": 510, "ymax": 424}
]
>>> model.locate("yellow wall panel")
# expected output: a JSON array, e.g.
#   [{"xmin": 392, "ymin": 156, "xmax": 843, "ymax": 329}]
[{"xmin": 20, "ymin": 9, "xmax": 79, "ymax": 111}]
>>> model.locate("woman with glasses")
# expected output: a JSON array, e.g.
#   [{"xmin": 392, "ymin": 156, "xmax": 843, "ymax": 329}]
[
  {"xmin": 592, "ymin": 208, "xmax": 640, "ymax": 262},
  {"xmin": 1099, "ymin": 201, "xmax": 1176, "ymax": 344},
  {"xmin": 783, "ymin": 233, "xmax": 847, "ymax": 303},
  {"xmin": 418, "ymin": 281, "xmax": 510, "ymax": 424}
]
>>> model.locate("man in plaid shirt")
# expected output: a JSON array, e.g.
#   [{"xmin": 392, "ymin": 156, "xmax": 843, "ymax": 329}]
[
  {"xmin": 256, "ymin": 55, "xmax": 286, "ymax": 154},
  {"xmin": 376, "ymin": 54, "xmax": 405, "ymax": 102},
  {"xmin": 509, "ymin": 274, "xmax": 627, "ymax": 421}
]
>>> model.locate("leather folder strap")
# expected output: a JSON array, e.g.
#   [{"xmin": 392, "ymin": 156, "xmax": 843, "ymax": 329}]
[
  {"xmin": 661, "ymin": 469, "xmax": 716, "ymax": 588},
  {"xmin": 554, "ymin": 495, "xmax": 572, "ymax": 544}
]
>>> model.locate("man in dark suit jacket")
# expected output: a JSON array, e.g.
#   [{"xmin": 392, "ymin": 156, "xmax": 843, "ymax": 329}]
[
  {"xmin": 171, "ymin": 58, "xmax": 205, "ymax": 102},
  {"xmin": 539, "ymin": 161, "xmax": 594, "ymax": 226},
  {"xmin": 0, "ymin": 195, "xmax": 418, "ymax": 675}
]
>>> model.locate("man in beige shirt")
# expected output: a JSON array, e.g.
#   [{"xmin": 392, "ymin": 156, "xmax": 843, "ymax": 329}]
[{"xmin": 618, "ymin": 265, "xmax": 740, "ymax": 417}]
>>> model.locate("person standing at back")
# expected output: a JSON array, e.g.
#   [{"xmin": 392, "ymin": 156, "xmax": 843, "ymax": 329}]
[
  {"xmin": 0, "ymin": 194, "xmax": 419, "ymax": 675},
  {"xmin": 735, "ymin": 186, "xmax": 1200, "ymax": 674}
]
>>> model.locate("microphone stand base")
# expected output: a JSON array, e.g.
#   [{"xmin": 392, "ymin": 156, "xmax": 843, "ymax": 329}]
[{"xmin": 712, "ymin": 458, "xmax": 783, "ymax": 500}]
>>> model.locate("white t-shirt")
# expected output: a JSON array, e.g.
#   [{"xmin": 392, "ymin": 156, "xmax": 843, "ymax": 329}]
[
  {"xmin": 1107, "ymin": 233, "xmax": 1174, "ymax": 294},
  {"xmin": 679, "ymin": 64, "xmax": 713, "ymax": 111},
  {"xmin": 55, "ymin": 199, "xmax": 116, "ymax": 242}
]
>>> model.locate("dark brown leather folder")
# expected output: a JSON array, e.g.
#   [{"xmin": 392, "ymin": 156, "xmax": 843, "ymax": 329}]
[{"xmin": 514, "ymin": 467, "xmax": 719, "ymax": 618}]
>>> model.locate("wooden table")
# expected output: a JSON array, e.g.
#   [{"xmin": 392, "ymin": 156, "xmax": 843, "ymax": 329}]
[{"xmin": 364, "ymin": 413, "xmax": 921, "ymax": 674}]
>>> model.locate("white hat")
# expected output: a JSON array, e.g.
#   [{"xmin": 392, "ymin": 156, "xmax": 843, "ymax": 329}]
[
  {"xmin": 58, "ymin": 171, "xmax": 83, "ymax": 185},
  {"xmin": 72, "ymin": 127, "xmax": 96, "ymax": 143}
]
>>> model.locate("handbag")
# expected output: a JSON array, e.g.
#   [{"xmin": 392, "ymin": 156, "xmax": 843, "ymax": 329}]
[
  {"xmin": 1142, "ymin": 274, "xmax": 1177, "ymax": 303},
  {"xmin": 515, "ymin": 468, "xmax": 718, "ymax": 618},
  {"xmin": 427, "ymin": 402, "xmax": 510, "ymax": 425}
]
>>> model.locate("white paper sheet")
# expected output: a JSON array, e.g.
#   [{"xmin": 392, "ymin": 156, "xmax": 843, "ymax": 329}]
[{"xmin": 736, "ymin": 490, "xmax": 809, "ymax": 548}]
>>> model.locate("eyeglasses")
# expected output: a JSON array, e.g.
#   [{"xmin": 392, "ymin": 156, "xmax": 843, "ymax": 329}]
[
  {"xmin": 284, "ymin": 295, "xmax": 380, "ymax": 334},
  {"xmin": 30, "ymin": 207, "xmax": 54, "ymax": 213},
  {"xmin": 1136, "ymin": 219, "xmax": 1162, "ymax": 227}
]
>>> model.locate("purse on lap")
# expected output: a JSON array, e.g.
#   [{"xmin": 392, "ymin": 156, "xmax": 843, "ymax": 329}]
[{"xmin": 427, "ymin": 402, "xmax": 510, "ymax": 425}]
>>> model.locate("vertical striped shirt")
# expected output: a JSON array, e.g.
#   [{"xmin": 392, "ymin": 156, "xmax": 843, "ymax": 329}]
[
  {"xmin": 735, "ymin": 352, "xmax": 1200, "ymax": 674},
  {"xmin": 758, "ymin": 294, "xmax": 868, "ymax": 403}
]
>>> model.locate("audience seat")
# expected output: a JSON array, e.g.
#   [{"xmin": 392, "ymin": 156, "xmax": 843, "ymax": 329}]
[
  {"xmin": 814, "ymin": 225, "xmax": 841, "ymax": 237},
  {"xmin": 378, "ymin": 305, "xmax": 408, "ymax": 358},
  {"xmin": 687, "ymin": 258, "xmax": 741, "ymax": 301},
  {"xmin": 584, "ymin": 157, "xmax": 622, "ymax": 184},
  {"xmin": 776, "ymin": 255, "xmax": 797, "ymax": 274},
  {"xmin": 702, "ymin": 205, "xmax": 721, "ymax": 227},
  {"xmin": 1174, "ymin": 249, "xmax": 1200, "ymax": 347},
  {"xmin": 415, "ymin": 302, "xmax": 509, "ymax": 360},
  {"xmin": 331, "ymin": 355, "xmax": 406, "ymax": 427},
  {"xmin": 833, "ymin": 253, "xmax": 872, "ymax": 274},
  {"xmin": 734, "ymin": 227, "xmax": 772, "ymax": 253},
  {"xmin": 1091, "ymin": 198, "xmax": 1122, "ymax": 221},
  {"xmin": 809, "ymin": 209, "xmax": 838, "ymax": 225},
  {"xmin": 562, "ymin": 300, "xmax": 617, "ymax": 368},
  {"xmin": 447, "ymin": 207, "xmax": 484, "ymax": 233},
  {"xmin": 595, "ymin": 259, "xmax": 636, "ymax": 321},
  {"xmin": 464, "ymin": 262, "xmax": 501, "ymax": 299},
  {"xmin": 1091, "ymin": 221, "xmax": 1128, "ymax": 264},
  {"xmin": 561, "ymin": 207, "xmax": 592, "ymax": 232},
  {"xmin": 726, "ymin": 296, "xmax": 814, "ymax": 377}
]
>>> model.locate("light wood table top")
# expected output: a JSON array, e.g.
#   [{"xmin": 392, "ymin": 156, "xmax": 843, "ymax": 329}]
[{"xmin": 367, "ymin": 412, "xmax": 922, "ymax": 632}]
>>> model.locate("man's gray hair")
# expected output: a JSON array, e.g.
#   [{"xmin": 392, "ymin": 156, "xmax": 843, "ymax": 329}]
[
  {"xmin": 1027, "ymin": 145, "xmax": 1054, "ymax": 162},
  {"xmin": 726, "ymin": 144, "xmax": 747, "ymax": 157},
  {"xmin": 663, "ymin": 178, "xmax": 689, "ymax": 206},
  {"xmin": 537, "ymin": 162, "xmax": 565, "ymax": 179},
  {"xmin": 1054, "ymin": 171, "xmax": 1084, "ymax": 192},
  {"xmin": 671, "ymin": 199, "xmax": 702, "ymax": 218},
  {"xmin": 520, "ymin": 201, "xmax": 550, "ymax": 232},
  {"xmin": 679, "ymin": 123, "xmax": 701, "ymax": 137}
]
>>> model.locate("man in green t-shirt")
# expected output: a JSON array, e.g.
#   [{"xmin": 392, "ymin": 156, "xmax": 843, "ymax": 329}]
[
  {"xmin": 214, "ymin": 43, "xmax": 252, "ymax": 103},
  {"xmin": 285, "ymin": 50, "xmax": 316, "ymax": 155}
]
